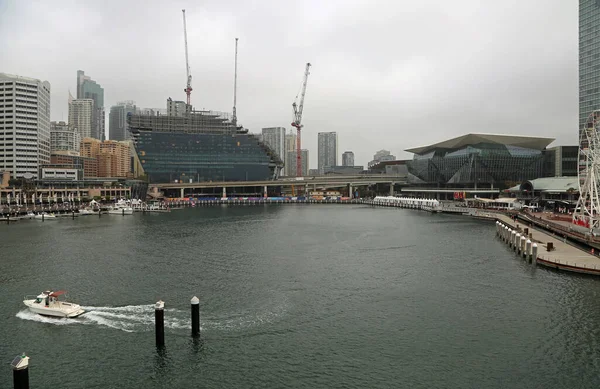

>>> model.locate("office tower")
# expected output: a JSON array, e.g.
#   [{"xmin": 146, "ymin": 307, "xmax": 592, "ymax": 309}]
[
  {"xmin": 318, "ymin": 132, "xmax": 338, "ymax": 174},
  {"xmin": 580, "ymin": 1, "xmax": 600, "ymax": 134},
  {"xmin": 69, "ymin": 97, "xmax": 94, "ymax": 139},
  {"xmin": 0, "ymin": 73, "xmax": 51, "ymax": 179},
  {"xmin": 109, "ymin": 101, "xmax": 137, "ymax": 141},
  {"xmin": 342, "ymin": 151, "xmax": 355, "ymax": 166},
  {"xmin": 284, "ymin": 131, "xmax": 297, "ymax": 176},
  {"xmin": 76, "ymin": 70, "xmax": 105, "ymax": 140},
  {"xmin": 50, "ymin": 121, "xmax": 81, "ymax": 154}
]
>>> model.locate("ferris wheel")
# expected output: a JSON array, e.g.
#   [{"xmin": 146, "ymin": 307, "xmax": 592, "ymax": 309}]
[{"xmin": 573, "ymin": 110, "xmax": 600, "ymax": 231}]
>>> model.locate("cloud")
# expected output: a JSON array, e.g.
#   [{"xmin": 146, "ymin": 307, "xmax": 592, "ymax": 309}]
[{"xmin": 0, "ymin": 0, "xmax": 578, "ymax": 167}]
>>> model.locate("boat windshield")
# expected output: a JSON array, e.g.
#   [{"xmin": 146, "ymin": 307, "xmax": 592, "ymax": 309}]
[{"xmin": 35, "ymin": 298, "xmax": 42, "ymax": 303}]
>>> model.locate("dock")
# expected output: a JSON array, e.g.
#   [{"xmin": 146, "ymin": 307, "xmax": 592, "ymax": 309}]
[{"xmin": 494, "ymin": 214, "xmax": 600, "ymax": 275}]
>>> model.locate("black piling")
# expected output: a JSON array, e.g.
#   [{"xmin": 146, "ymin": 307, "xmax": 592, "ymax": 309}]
[
  {"xmin": 7, "ymin": 214, "xmax": 9, "ymax": 225},
  {"xmin": 42, "ymin": 214, "xmax": 44, "ymax": 222},
  {"xmin": 155, "ymin": 300, "xmax": 165, "ymax": 348},
  {"xmin": 122, "ymin": 209, "xmax": 125, "ymax": 216},
  {"xmin": 191, "ymin": 296, "xmax": 200, "ymax": 337},
  {"xmin": 11, "ymin": 354, "xmax": 29, "ymax": 389},
  {"xmin": 72, "ymin": 210, "xmax": 75, "ymax": 220},
  {"xmin": 99, "ymin": 210, "xmax": 101, "ymax": 218}
]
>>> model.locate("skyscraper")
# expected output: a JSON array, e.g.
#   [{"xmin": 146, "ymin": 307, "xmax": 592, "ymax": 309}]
[
  {"xmin": 109, "ymin": 101, "xmax": 137, "ymax": 141},
  {"xmin": 580, "ymin": 1, "xmax": 600, "ymax": 134},
  {"xmin": 0, "ymin": 73, "xmax": 51, "ymax": 179},
  {"xmin": 318, "ymin": 132, "xmax": 338, "ymax": 174},
  {"xmin": 69, "ymin": 98, "xmax": 94, "ymax": 139},
  {"xmin": 261, "ymin": 127, "xmax": 286, "ymax": 160},
  {"xmin": 286, "ymin": 149, "xmax": 309, "ymax": 176},
  {"xmin": 284, "ymin": 131, "xmax": 297, "ymax": 176},
  {"xmin": 342, "ymin": 151, "xmax": 355, "ymax": 166},
  {"xmin": 76, "ymin": 70, "xmax": 105, "ymax": 140}
]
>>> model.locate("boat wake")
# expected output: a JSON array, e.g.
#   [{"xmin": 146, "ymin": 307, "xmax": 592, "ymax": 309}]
[{"xmin": 16, "ymin": 299, "xmax": 289, "ymax": 333}]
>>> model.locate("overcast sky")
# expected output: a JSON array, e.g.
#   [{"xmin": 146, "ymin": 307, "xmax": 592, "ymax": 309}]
[{"xmin": 0, "ymin": 0, "xmax": 577, "ymax": 168}]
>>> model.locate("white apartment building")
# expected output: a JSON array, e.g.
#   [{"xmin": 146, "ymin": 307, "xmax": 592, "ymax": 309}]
[
  {"xmin": 0, "ymin": 73, "xmax": 51, "ymax": 179},
  {"xmin": 261, "ymin": 127, "xmax": 286, "ymax": 162},
  {"xmin": 50, "ymin": 121, "xmax": 81, "ymax": 154},
  {"xmin": 69, "ymin": 98, "xmax": 94, "ymax": 139},
  {"xmin": 284, "ymin": 131, "xmax": 297, "ymax": 176}
]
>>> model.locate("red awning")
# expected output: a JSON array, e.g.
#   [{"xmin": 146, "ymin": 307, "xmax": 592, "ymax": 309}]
[{"xmin": 49, "ymin": 291, "xmax": 66, "ymax": 297}]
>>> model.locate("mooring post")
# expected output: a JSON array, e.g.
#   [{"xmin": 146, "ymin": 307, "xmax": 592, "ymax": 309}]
[
  {"xmin": 515, "ymin": 233, "xmax": 521, "ymax": 252},
  {"xmin": 191, "ymin": 296, "xmax": 200, "ymax": 337},
  {"xmin": 521, "ymin": 236, "xmax": 526, "ymax": 256},
  {"xmin": 510, "ymin": 230, "xmax": 516, "ymax": 248},
  {"xmin": 7, "ymin": 214, "xmax": 9, "ymax": 225},
  {"xmin": 526, "ymin": 239, "xmax": 532, "ymax": 262},
  {"xmin": 42, "ymin": 213, "xmax": 44, "ymax": 222},
  {"xmin": 155, "ymin": 300, "xmax": 165, "ymax": 348},
  {"xmin": 122, "ymin": 209, "xmax": 125, "ymax": 216},
  {"xmin": 532, "ymin": 243, "xmax": 538, "ymax": 265},
  {"xmin": 72, "ymin": 210, "xmax": 75, "ymax": 220},
  {"xmin": 11, "ymin": 353, "xmax": 29, "ymax": 389}
]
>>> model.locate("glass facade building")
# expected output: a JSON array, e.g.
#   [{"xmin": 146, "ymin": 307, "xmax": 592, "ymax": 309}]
[
  {"xmin": 405, "ymin": 134, "xmax": 555, "ymax": 189},
  {"xmin": 129, "ymin": 101, "xmax": 283, "ymax": 183},
  {"xmin": 580, "ymin": 1, "xmax": 600, "ymax": 133}
]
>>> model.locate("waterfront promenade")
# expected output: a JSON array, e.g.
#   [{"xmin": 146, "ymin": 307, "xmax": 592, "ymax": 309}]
[{"xmin": 494, "ymin": 214, "xmax": 600, "ymax": 275}]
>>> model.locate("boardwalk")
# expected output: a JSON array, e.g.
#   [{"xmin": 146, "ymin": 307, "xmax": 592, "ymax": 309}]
[{"xmin": 495, "ymin": 214, "xmax": 600, "ymax": 275}]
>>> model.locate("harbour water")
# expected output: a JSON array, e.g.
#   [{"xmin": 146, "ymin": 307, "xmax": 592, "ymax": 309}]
[{"xmin": 2, "ymin": 205, "xmax": 600, "ymax": 388}]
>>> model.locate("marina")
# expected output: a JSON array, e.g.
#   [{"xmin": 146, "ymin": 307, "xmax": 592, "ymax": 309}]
[{"xmin": 3, "ymin": 204, "xmax": 600, "ymax": 388}]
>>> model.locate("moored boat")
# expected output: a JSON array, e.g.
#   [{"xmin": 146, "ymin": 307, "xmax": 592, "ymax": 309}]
[
  {"xmin": 34, "ymin": 212, "xmax": 57, "ymax": 220},
  {"xmin": 23, "ymin": 290, "xmax": 85, "ymax": 318}
]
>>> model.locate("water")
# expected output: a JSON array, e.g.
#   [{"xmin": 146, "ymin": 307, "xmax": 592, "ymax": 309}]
[{"xmin": 2, "ymin": 205, "xmax": 600, "ymax": 388}]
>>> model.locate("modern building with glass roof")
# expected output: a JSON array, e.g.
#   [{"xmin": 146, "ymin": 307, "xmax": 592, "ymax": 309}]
[{"xmin": 405, "ymin": 133, "xmax": 556, "ymax": 189}]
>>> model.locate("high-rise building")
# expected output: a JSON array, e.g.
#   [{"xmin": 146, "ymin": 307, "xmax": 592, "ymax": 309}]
[
  {"xmin": 109, "ymin": 101, "xmax": 137, "ymax": 141},
  {"xmin": 368, "ymin": 149, "xmax": 397, "ymax": 168},
  {"xmin": 318, "ymin": 132, "xmax": 338, "ymax": 174},
  {"xmin": 284, "ymin": 131, "xmax": 297, "ymax": 176},
  {"xmin": 50, "ymin": 121, "xmax": 81, "ymax": 154},
  {"xmin": 261, "ymin": 127, "xmax": 286, "ymax": 160},
  {"xmin": 69, "ymin": 98, "xmax": 94, "ymax": 139},
  {"xmin": 286, "ymin": 149, "xmax": 309, "ymax": 176},
  {"xmin": 80, "ymin": 137, "xmax": 130, "ymax": 177},
  {"xmin": 76, "ymin": 70, "xmax": 105, "ymax": 140},
  {"xmin": 0, "ymin": 73, "xmax": 51, "ymax": 179},
  {"xmin": 342, "ymin": 151, "xmax": 355, "ymax": 166}
]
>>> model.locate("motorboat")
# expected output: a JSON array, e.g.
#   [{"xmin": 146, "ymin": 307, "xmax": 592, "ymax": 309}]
[
  {"xmin": 108, "ymin": 199, "xmax": 133, "ymax": 215},
  {"xmin": 34, "ymin": 212, "xmax": 57, "ymax": 220},
  {"xmin": 23, "ymin": 290, "xmax": 85, "ymax": 318},
  {"xmin": 78, "ymin": 208, "xmax": 96, "ymax": 216}
]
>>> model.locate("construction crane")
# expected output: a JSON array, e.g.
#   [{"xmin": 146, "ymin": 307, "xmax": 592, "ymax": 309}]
[
  {"xmin": 182, "ymin": 9, "xmax": 192, "ymax": 106},
  {"xmin": 232, "ymin": 38, "xmax": 239, "ymax": 128},
  {"xmin": 292, "ymin": 63, "xmax": 311, "ymax": 177}
]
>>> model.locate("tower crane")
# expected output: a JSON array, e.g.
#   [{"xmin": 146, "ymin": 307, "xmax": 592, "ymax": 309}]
[
  {"xmin": 232, "ymin": 38, "xmax": 239, "ymax": 128},
  {"xmin": 182, "ymin": 9, "xmax": 192, "ymax": 106},
  {"xmin": 292, "ymin": 63, "xmax": 311, "ymax": 177}
]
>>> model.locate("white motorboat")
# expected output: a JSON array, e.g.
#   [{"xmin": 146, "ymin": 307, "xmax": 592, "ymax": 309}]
[
  {"xmin": 78, "ymin": 208, "xmax": 96, "ymax": 215},
  {"xmin": 108, "ymin": 199, "xmax": 134, "ymax": 215},
  {"xmin": 23, "ymin": 290, "xmax": 85, "ymax": 318},
  {"xmin": 34, "ymin": 212, "xmax": 57, "ymax": 220}
]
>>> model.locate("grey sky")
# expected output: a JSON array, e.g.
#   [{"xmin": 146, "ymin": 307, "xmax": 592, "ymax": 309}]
[{"xmin": 0, "ymin": 0, "xmax": 577, "ymax": 168}]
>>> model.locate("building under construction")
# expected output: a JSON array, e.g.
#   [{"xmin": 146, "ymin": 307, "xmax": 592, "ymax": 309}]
[{"xmin": 128, "ymin": 99, "xmax": 283, "ymax": 183}]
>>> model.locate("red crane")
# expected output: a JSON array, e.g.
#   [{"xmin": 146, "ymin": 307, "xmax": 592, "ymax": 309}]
[
  {"xmin": 292, "ymin": 63, "xmax": 311, "ymax": 177},
  {"xmin": 182, "ymin": 9, "xmax": 192, "ymax": 105}
]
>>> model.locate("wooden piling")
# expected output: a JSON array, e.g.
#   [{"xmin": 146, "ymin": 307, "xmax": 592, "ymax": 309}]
[{"xmin": 155, "ymin": 300, "xmax": 165, "ymax": 348}]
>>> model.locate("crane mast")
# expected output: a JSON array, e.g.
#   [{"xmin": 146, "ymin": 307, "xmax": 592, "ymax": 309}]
[
  {"xmin": 182, "ymin": 9, "xmax": 192, "ymax": 106},
  {"xmin": 292, "ymin": 63, "xmax": 311, "ymax": 177},
  {"xmin": 232, "ymin": 38, "xmax": 239, "ymax": 128}
]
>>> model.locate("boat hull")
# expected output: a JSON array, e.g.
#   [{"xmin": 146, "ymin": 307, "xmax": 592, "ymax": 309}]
[
  {"xmin": 107, "ymin": 209, "xmax": 134, "ymax": 215},
  {"xmin": 24, "ymin": 300, "xmax": 86, "ymax": 318}
]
